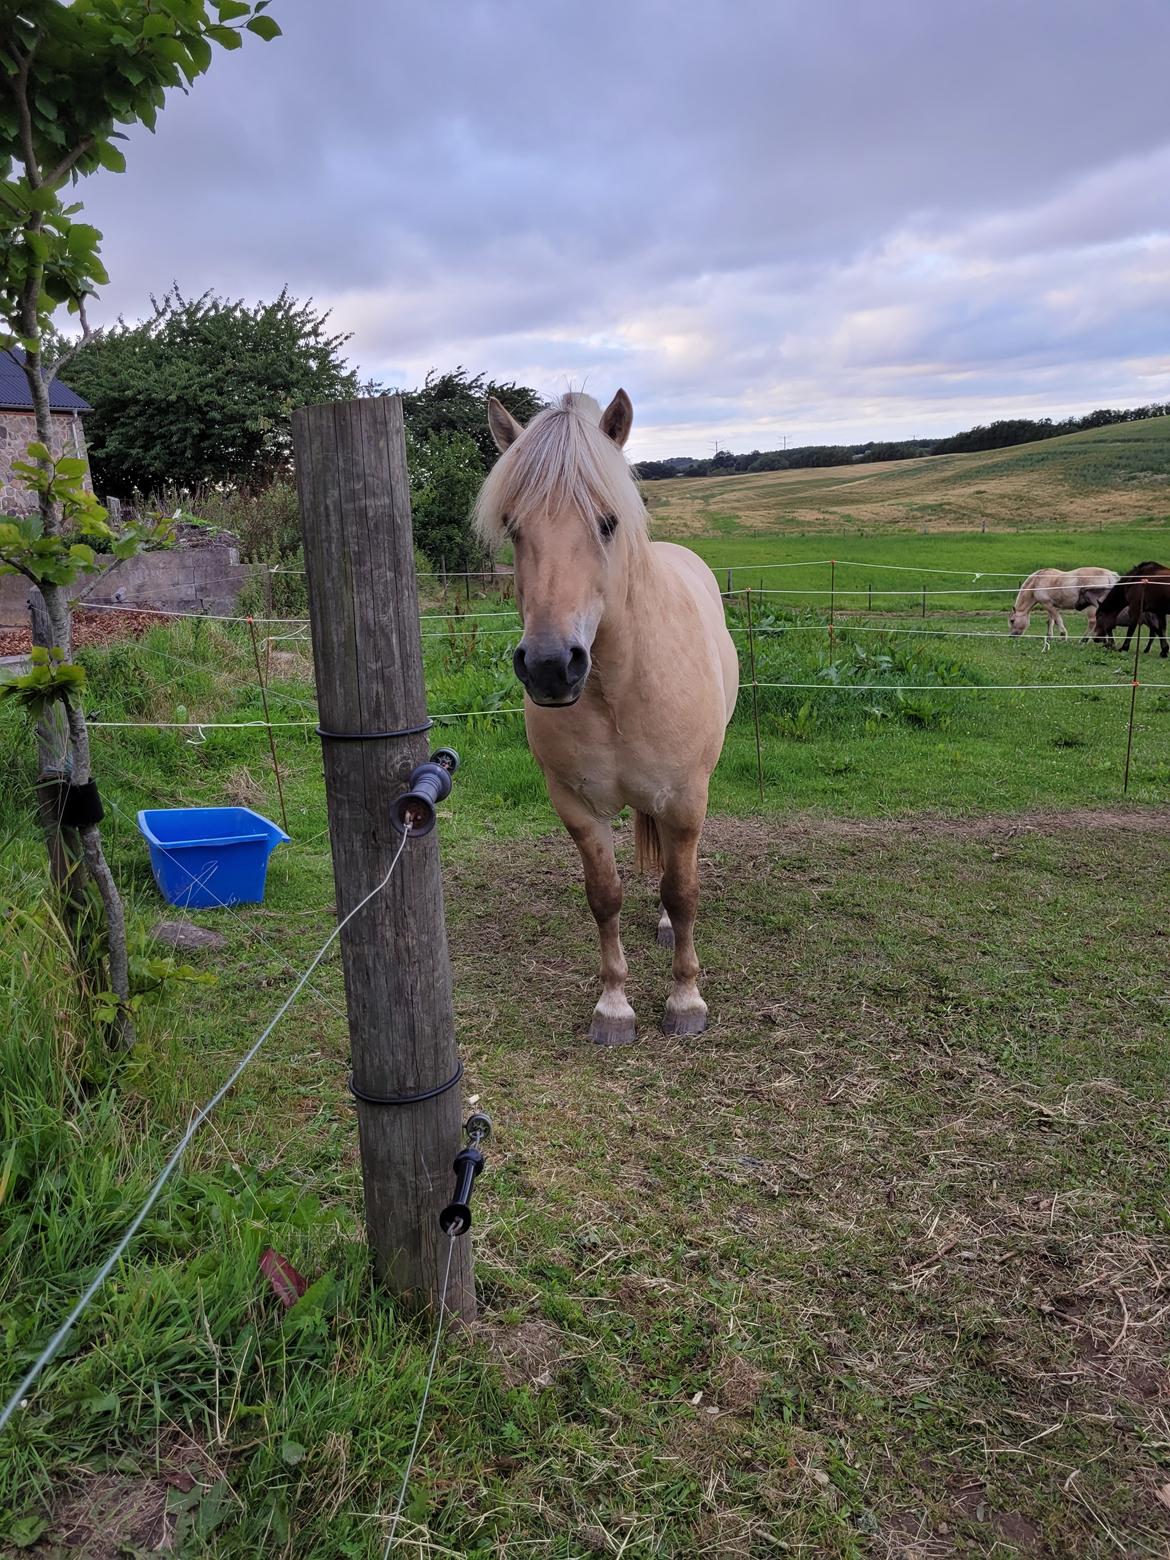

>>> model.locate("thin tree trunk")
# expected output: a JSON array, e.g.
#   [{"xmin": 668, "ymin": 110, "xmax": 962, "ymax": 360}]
[
  {"xmin": 20, "ymin": 314, "xmax": 135, "ymax": 1046},
  {"xmin": 29, "ymin": 589, "xmax": 88, "ymax": 936}
]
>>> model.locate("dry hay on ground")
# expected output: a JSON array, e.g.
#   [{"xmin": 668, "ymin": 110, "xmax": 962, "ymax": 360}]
[{"xmin": 446, "ymin": 808, "xmax": 1170, "ymax": 1556}]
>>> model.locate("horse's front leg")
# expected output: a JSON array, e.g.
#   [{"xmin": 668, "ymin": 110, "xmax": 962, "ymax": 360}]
[
  {"xmin": 552, "ymin": 787, "xmax": 636, "ymax": 1046},
  {"xmin": 658, "ymin": 821, "xmax": 707, "ymax": 1038}
]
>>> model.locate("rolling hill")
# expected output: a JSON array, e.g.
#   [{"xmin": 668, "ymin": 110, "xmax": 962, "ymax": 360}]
[{"xmin": 644, "ymin": 415, "xmax": 1170, "ymax": 538}]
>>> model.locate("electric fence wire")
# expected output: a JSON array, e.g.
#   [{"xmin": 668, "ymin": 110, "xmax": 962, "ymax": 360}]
[
  {"xmin": 0, "ymin": 827, "xmax": 413, "ymax": 1435},
  {"xmin": 379, "ymin": 1234, "xmax": 458, "ymax": 1558}
]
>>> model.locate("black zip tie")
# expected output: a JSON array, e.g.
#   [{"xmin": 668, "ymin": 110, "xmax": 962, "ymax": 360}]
[
  {"xmin": 317, "ymin": 719, "xmax": 433, "ymax": 742},
  {"xmin": 347, "ymin": 1059, "xmax": 463, "ymax": 1106}
]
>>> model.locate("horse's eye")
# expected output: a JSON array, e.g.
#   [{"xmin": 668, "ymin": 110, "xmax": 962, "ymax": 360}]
[{"xmin": 599, "ymin": 513, "xmax": 618, "ymax": 540}]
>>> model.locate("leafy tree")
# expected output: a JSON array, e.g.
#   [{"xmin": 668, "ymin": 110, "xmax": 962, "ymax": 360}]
[
  {"xmin": 391, "ymin": 367, "xmax": 543, "ymax": 570},
  {"xmin": 69, "ymin": 286, "xmax": 359, "ymax": 494},
  {"xmin": 398, "ymin": 366, "xmax": 543, "ymax": 470},
  {"xmin": 0, "ymin": 1, "xmax": 282, "ymax": 1041},
  {"xmin": 407, "ymin": 430, "xmax": 487, "ymax": 573}
]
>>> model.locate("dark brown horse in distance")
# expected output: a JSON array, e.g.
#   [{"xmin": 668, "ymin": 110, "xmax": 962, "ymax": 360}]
[{"xmin": 1093, "ymin": 563, "xmax": 1170, "ymax": 656}]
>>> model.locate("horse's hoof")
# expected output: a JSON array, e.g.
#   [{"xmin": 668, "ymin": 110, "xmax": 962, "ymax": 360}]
[
  {"xmin": 656, "ymin": 922, "xmax": 675, "ymax": 948},
  {"xmin": 661, "ymin": 1006, "xmax": 708, "ymax": 1038},
  {"xmin": 590, "ymin": 1013, "xmax": 637, "ymax": 1046}
]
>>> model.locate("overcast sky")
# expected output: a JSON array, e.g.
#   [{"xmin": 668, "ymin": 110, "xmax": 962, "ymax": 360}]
[{"xmin": 81, "ymin": 0, "xmax": 1170, "ymax": 460}]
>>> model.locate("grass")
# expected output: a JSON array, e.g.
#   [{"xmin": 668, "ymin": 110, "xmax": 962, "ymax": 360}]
[
  {"xmin": 645, "ymin": 416, "xmax": 1170, "ymax": 538},
  {"xmin": 2, "ymin": 557, "xmax": 1170, "ymax": 1553}
]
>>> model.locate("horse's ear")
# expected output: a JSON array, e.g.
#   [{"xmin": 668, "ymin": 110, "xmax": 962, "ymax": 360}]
[
  {"xmin": 488, "ymin": 397, "xmax": 523, "ymax": 452},
  {"xmin": 600, "ymin": 388, "xmax": 633, "ymax": 448}
]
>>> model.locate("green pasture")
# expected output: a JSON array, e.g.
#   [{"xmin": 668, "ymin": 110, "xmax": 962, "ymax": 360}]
[
  {"xmin": 2, "ymin": 570, "xmax": 1169, "ymax": 1555},
  {"xmin": 675, "ymin": 527, "xmax": 1170, "ymax": 615}
]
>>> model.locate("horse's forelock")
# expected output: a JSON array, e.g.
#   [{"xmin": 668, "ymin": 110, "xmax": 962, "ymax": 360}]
[{"xmin": 473, "ymin": 393, "xmax": 648, "ymax": 553}]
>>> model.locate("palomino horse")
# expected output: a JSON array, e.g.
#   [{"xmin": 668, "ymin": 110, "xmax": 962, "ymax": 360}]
[
  {"xmin": 1093, "ymin": 564, "xmax": 1170, "ymax": 657},
  {"xmin": 474, "ymin": 390, "xmax": 739, "ymax": 1044},
  {"xmin": 1008, "ymin": 567, "xmax": 1119, "ymax": 645}
]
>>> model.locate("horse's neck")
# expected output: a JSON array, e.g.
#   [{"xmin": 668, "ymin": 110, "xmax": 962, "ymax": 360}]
[
  {"xmin": 590, "ymin": 546, "xmax": 666, "ymax": 689},
  {"xmin": 1015, "ymin": 586, "xmax": 1035, "ymax": 612}
]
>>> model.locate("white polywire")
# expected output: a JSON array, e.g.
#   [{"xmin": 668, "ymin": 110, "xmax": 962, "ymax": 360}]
[
  {"xmin": 748, "ymin": 583, "xmax": 1087, "ymax": 597},
  {"xmin": 76, "ymin": 600, "xmax": 519, "ymax": 625},
  {"xmin": 731, "ymin": 622, "xmax": 1110, "ymax": 643},
  {"xmin": 87, "ymin": 708, "xmax": 528, "ymax": 732},
  {"xmin": 0, "ymin": 827, "xmax": 412, "ymax": 1435},
  {"xmin": 751, "ymin": 680, "xmax": 1142, "ymax": 692},
  {"xmin": 380, "ymin": 1234, "xmax": 458, "ymax": 1559},
  {"xmin": 79, "ymin": 601, "xmax": 311, "ymax": 625}
]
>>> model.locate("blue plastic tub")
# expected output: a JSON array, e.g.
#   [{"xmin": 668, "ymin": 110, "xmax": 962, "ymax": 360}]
[{"xmin": 137, "ymin": 807, "xmax": 289, "ymax": 909}]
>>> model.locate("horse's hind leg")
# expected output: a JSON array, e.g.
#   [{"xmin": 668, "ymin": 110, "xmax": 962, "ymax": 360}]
[
  {"xmin": 554, "ymin": 789, "xmax": 636, "ymax": 1046},
  {"xmin": 656, "ymin": 902, "xmax": 674, "ymax": 947},
  {"xmin": 658, "ymin": 820, "xmax": 707, "ymax": 1038}
]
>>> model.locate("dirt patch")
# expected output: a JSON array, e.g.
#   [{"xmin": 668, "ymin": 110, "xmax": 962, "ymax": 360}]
[
  {"xmin": 951, "ymin": 1482, "xmax": 1043, "ymax": 1551},
  {"xmin": 24, "ymin": 1438, "xmax": 225, "ymax": 1558},
  {"xmin": 698, "ymin": 804, "xmax": 1170, "ymax": 852},
  {"xmin": 712, "ymin": 1350, "xmax": 767, "ymax": 1413},
  {"xmin": 476, "ymin": 1317, "xmax": 567, "ymax": 1389}
]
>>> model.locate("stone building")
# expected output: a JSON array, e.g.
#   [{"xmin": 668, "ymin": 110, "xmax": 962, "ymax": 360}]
[{"xmin": 0, "ymin": 347, "xmax": 90, "ymax": 514}]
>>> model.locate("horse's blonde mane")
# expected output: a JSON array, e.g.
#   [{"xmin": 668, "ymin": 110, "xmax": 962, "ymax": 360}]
[{"xmin": 473, "ymin": 392, "xmax": 649, "ymax": 557}]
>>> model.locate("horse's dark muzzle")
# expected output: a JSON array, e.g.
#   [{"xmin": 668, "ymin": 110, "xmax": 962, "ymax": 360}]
[{"xmin": 514, "ymin": 640, "xmax": 590, "ymax": 706}]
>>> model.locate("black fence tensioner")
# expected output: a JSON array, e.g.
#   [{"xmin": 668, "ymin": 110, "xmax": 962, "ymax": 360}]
[{"xmin": 439, "ymin": 1112, "xmax": 491, "ymax": 1235}]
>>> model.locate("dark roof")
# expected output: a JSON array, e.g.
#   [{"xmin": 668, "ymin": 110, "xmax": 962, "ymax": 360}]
[{"xmin": 0, "ymin": 348, "xmax": 91, "ymax": 413}]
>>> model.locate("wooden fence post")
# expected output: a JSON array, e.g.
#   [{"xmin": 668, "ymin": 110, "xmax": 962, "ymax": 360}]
[
  {"xmin": 292, "ymin": 397, "xmax": 473, "ymax": 1320},
  {"xmin": 744, "ymin": 587, "xmax": 765, "ymax": 802}
]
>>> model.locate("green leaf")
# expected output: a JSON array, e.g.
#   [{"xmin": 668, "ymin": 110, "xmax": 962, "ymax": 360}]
[
  {"xmin": 216, "ymin": 0, "xmax": 252, "ymax": 17},
  {"xmin": 141, "ymin": 12, "xmax": 174, "ymax": 36},
  {"xmin": 26, "ymin": 442, "xmax": 50, "ymax": 461},
  {"xmin": 208, "ymin": 25, "xmax": 244, "ymax": 49},
  {"xmin": 245, "ymin": 13, "xmax": 282, "ymax": 39},
  {"xmin": 188, "ymin": 34, "xmax": 213, "ymax": 73},
  {"xmin": 96, "ymin": 141, "xmax": 127, "ymax": 174},
  {"xmin": 6, "ymin": 1514, "xmax": 48, "ymax": 1549}
]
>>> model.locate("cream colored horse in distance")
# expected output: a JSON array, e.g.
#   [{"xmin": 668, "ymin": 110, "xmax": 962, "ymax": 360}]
[
  {"xmin": 475, "ymin": 390, "xmax": 738, "ymax": 1044},
  {"xmin": 1008, "ymin": 567, "xmax": 1119, "ymax": 645}
]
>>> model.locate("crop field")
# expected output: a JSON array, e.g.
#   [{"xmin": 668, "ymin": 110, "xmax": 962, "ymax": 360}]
[
  {"xmin": 646, "ymin": 417, "xmax": 1170, "ymax": 538},
  {"xmin": 3, "ymin": 422, "xmax": 1170, "ymax": 1556}
]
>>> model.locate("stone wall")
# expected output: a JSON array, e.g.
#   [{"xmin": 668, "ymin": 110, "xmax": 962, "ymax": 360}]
[
  {"xmin": 0, "ymin": 534, "xmax": 254, "ymax": 627},
  {"xmin": 0, "ymin": 409, "xmax": 88, "ymax": 514}
]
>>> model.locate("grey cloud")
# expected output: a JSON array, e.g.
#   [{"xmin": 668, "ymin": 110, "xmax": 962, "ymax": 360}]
[{"xmin": 72, "ymin": 0, "xmax": 1170, "ymax": 454}]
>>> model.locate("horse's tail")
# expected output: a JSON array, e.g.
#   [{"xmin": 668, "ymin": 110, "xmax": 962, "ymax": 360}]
[{"xmin": 634, "ymin": 811, "xmax": 662, "ymax": 877}]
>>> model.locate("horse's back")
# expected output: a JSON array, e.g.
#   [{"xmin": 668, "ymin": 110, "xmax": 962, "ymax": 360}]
[{"xmin": 652, "ymin": 542, "xmax": 739, "ymax": 723}]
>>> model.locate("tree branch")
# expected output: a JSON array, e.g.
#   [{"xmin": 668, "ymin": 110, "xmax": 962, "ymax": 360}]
[
  {"xmin": 12, "ymin": 41, "xmax": 42, "ymax": 189},
  {"xmin": 44, "ymin": 136, "xmax": 96, "ymax": 192},
  {"xmin": 46, "ymin": 294, "xmax": 98, "ymax": 379}
]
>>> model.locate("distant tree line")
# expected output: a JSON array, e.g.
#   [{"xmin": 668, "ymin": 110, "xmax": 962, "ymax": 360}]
[{"xmin": 635, "ymin": 403, "xmax": 1170, "ymax": 480}]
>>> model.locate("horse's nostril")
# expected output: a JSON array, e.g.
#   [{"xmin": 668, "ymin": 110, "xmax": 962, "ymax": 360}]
[
  {"xmin": 567, "ymin": 645, "xmax": 589, "ymax": 681},
  {"xmin": 513, "ymin": 645, "xmax": 527, "ymax": 678}
]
